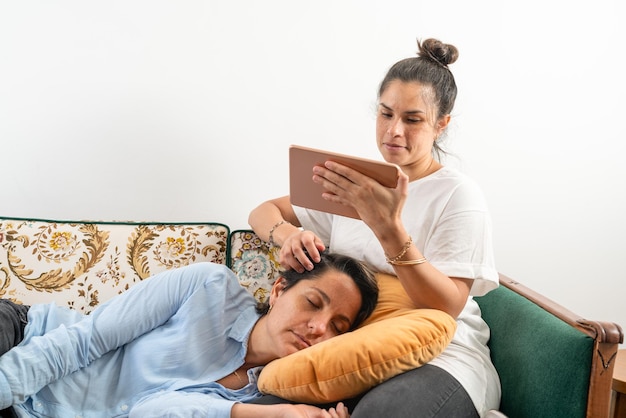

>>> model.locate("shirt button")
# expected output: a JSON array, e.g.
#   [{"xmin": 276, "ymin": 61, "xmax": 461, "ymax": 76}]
[
  {"xmin": 121, "ymin": 404, "xmax": 129, "ymax": 411},
  {"xmin": 35, "ymin": 402, "xmax": 42, "ymax": 408}
]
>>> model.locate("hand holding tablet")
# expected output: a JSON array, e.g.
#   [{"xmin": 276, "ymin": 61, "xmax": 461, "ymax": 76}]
[{"xmin": 289, "ymin": 145, "xmax": 400, "ymax": 219}]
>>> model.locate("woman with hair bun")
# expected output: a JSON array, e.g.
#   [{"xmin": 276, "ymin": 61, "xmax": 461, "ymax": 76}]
[{"xmin": 250, "ymin": 38, "xmax": 500, "ymax": 417}]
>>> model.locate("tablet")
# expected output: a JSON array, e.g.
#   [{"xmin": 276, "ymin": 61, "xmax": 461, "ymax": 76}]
[{"xmin": 289, "ymin": 144, "xmax": 400, "ymax": 219}]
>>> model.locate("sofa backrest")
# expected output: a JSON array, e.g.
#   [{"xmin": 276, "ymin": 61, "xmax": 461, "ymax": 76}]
[
  {"xmin": 0, "ymin": 217, "xmax": 282, "ymax": 312},
  {"xmin": 475, "ymin": 285, "xmax": 592, "ymax": 418}
]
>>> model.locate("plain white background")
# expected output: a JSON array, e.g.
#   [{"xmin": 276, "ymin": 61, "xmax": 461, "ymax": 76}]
[{"xmin": 1, "ymin": 1, "xmax": 624, "ymax": 343}]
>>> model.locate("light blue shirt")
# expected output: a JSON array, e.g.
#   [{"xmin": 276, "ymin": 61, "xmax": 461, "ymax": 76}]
[{"xmin": 0, "ymin": 262, "xmax": 264, "ymax": 417}]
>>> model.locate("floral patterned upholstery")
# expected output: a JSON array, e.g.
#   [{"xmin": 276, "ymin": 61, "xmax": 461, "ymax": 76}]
[
  {"xmin": 229, "ymin": 229, "xmax": 283, "ymax": 305},
  {"xmin": 0, "ymin": 217, "xmax": 281, "ymax": 313}
]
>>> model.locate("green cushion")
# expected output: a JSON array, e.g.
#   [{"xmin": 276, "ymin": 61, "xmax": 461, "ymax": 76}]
[{"xmin": 475, "ymin": 285, "xmax": 593, "ymax": 418}]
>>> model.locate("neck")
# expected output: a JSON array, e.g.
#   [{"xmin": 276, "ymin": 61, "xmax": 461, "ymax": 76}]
[
  {"xmin": 245, "ymin": 316, "xmax": 276, "ymax": 367},
  {"xmin": 406, "ymin": 158, "xmax": 442, "ymax": 182}
]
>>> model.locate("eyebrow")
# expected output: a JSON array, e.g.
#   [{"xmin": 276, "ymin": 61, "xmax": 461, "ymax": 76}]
[
  {"xmin": 311, "ymin": 287, "xmax": 353, "ymax": 328},
  {"xmin": 379, "ymin": 102, "xmax": 426, "ymax": 115}
]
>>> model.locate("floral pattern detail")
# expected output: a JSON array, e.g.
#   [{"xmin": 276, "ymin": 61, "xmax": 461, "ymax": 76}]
[
  {"xmin": 0, "ymin": 218, "xmax": 279, "ymax": 312},
  {"xmin": 127, "ymin": 225, "xmax": 228, "ymax": 280},
  {"xmin": 47, "ymin": 231, "xmax": 76, "ymax": 253},
  {"xmin": 2, "ymin": 222, "xmax": 109, "ymax": 294},
  {"xmin": 229, "ymin": 230, "xmax": 282, "ymax": 304},
  {"xmin": 96, "ymin": 248, "xmax": 126, "ymax": 287},
  {"xmin": 69, "ymin": 276, "xmax": 100, "ymax": 312},
  {"xmin": 0, "ymin": 219, "xmax": 230, "ymax": 313}
]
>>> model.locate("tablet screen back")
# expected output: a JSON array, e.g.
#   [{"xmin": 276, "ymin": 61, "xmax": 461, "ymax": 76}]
[{"xmin": 289, "ymin": 145, "xmax": 399, "ymax": 219}]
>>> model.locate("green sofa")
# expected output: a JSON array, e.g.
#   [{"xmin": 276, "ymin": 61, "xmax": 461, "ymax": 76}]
[{"xmin": 0, "ymin": 217, "xmax": 623, "ymax": 417}]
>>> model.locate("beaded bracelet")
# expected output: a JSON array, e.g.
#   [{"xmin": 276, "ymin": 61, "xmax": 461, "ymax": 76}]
[
  {"xmin": 268, "ymin": 220, "xmax": 290, "ymax": 247},
  {"xmin": 385, "ymin": 236, "xmax": 413, "ymax": 263},
  {"xmin": 387, "ymin": 257, "xmax": 428, "ymax": 266}
]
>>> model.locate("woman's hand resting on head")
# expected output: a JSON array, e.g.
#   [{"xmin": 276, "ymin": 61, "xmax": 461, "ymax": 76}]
[{"xmin": 278, "ymin": 229, "xmax": 326, "ymax": 273}]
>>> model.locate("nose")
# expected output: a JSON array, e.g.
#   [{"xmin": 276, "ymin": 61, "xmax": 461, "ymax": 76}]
[
  {"xmin": 387, "ymin": 117, "xmax": 404, "ymax": 137},
  {"xmin": 307, "ymin": 315, "xmax": 331, "ymax": 340}
]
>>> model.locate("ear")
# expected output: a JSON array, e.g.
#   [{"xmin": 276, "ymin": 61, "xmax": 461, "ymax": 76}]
[
  {"xmin": 269, "ymin": 276, "xmax": 288, "ymax": 307},
  {"xmin": 435, "ymin": 114, "xmax": 451, "ymax": 137}
]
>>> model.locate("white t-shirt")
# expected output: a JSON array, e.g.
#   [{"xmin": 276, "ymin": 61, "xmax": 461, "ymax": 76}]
[{"xmin": 293, "ymin": 166, "xmax": 501, "ymax": 416}]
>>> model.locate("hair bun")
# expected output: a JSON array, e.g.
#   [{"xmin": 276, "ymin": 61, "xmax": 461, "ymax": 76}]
[{"xmin": 418, "ymin": 38, "xmax": 459, "ymax": 68}]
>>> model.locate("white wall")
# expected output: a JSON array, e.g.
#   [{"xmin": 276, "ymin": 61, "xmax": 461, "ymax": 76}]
[{"xmin": 1, "ymin": 1, "xmax": 624, "ymax": 343}]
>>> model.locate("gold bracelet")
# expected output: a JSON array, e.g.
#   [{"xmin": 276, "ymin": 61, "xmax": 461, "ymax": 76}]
[
  {"xmin": 268, "ymin": 220, "xmax": 290, "ymax": 247},
  {"xmin": 385, "ymin": 236, "xmax": 413, "ymax": 263},
  {"xmin": 387, "ymin": 257, "xmax": 427, "ymax": 266}
]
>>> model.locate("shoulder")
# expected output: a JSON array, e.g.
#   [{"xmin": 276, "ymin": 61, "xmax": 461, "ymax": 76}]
[
  {"xmin": 420, "ymin": 166, "xmax": 481, "ymax": 190},
  {"xmin": 156, "ymin": 263, "xmax": 255, "ymax": 317},
  {"xmin": 411, "ymin": 167, "xmax": 489, "ymax": 211},
  {"xmin": 135, "ymin": 262, "xmax": 246, "ymax": 306},
  {"xmin": 176, "ymin": 262, "xmax": 244, "ymax": 294}
]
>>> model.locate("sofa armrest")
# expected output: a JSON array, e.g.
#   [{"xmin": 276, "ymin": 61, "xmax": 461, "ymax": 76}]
[{"xmin": 475, "ymin": 273, "xmax": 623, "ymax": 418}]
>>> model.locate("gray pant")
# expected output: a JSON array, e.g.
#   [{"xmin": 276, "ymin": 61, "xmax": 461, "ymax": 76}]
[
  {"xmin": 0, "ymin": 299, "xmax": 29, "ymax": 418},
  {"xmin": 252, "ymin": 364, "xmax": 479, "ymax": 418},
  {"xmin": 0, "ymin": 299, "xmax": 29, "ymax": 357}
]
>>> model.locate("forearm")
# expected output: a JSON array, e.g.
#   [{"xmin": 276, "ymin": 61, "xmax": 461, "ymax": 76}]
[
  {"xmin": 375, "ymin": 223, "xmax": 470, "ymax": 318},
  {"xmin": 248, "ymin": 197, "xmax": 300, "ymax": 245},
  {"xmin": 232, "ymin": 402, "xmax": 350, "ymax": 418},
  {"xmin": 231, "ymin": 403, "xmax": 289, "ymax": 418}
]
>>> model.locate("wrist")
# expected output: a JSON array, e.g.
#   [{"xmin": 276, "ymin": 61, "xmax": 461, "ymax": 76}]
[
  {"xmin": 268, "ymin": 220, "xmax": 292, "ymax": 247},
  {"xmin": 374, "ymin": 222, "xmax": 407, "ymax": 249},
  {"xmin": 385, "ymin": 236, "xmax": 413, "ymax": 263}
]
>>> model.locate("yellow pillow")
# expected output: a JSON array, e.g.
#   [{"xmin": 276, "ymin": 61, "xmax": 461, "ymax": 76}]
[{"xmin": 257, "ymin": 273, "xmax": 457, "ymax": 403}]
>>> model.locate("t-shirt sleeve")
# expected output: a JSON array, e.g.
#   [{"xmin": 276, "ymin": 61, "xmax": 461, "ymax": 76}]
[{"xmin": 425, "ymin": 181, "xmax": 499, "ymax": 296}]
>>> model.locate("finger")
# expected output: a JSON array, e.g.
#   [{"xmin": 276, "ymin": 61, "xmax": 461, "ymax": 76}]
[
  {"xmin": 278, "ymin": 247, "xmax": 305, "ymax": 273},
  {"xmin": 279, "ymin": 241, "xmax": 314, "ymax": 272},
  {"xmin": 291, "ymin": 245, "xmax": 315, "ymax": 271},
  {"xmin": 337, "ymin": 402, "xmax": 350, "ymax": 418},
  {"xmin": 312, "ymin": 172, "xmax": 341, "ymax": 196},
  {"xmin": 312, "ymin": 164, "xmax": 354, "ymax": 190},
  {"xmin": 322, "ymin": 161, "xmax": 358, "ymax": 180},
  {"xmin": 314, "ymin": 237, "xmax": 326, "ymax": 254},
  {"xmin": 300, "ymin": 233, "xmax": 325, "ymax": 263},
  {"xmin": 303, "ymin": 242, "xmax": 322, "ymax": 264},
  {"xmin": 327, "ymin": 402, "xmax": 345, "ymax": 418}
]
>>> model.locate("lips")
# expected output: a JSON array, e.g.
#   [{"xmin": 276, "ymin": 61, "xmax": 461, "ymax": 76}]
[
  {"xmin": 292, "ymin": 331, "xmax": 312, "ymax": 350},
  {"xmin": 383, "ymin": 142, "xmax": 406, "ymax": 151}
]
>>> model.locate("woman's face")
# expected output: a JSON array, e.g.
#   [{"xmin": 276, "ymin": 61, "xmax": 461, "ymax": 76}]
[
  {"xmin": 376, "ymin": 79, "xmax": 450, "ymax": 180},
  {"xmin": 266, "ymin": 270, "xmax": 362, "ymax": 358}
]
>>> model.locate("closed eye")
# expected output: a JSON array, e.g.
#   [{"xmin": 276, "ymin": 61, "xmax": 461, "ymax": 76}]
[
  {"xmin": 307, "ymin": 298, "xmax": 320, "ymax": 309},
  {"xmin": 331, "ymin": 321, "xmax": 344, "ymax": 334}
]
